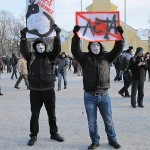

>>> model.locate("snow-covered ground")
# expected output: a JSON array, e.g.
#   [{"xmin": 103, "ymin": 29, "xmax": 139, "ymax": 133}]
[{"xmin": 0, "ymin": 67, "xmax": 150, "ymax": 150}]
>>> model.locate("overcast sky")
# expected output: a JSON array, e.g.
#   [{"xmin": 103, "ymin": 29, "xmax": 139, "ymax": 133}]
[{"xmin": 0, "ymin": 0, "xmax": 150, "ymax": 31}]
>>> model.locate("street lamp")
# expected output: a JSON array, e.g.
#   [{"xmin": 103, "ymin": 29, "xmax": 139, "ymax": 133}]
[{"xmin": 124, "ymin": 0, "xmax": 127, "ymax": 48}]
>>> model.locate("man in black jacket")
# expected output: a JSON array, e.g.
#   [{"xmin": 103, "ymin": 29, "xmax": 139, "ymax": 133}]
[
  {"xmin": 20, "ymin": 25, "xmax": 64, "ymax": 146},
  {"xmin": 71, "ymin": 25, "xmax": 124, "ymax": 150},
  {"xmin": 129, "ymin": 47, "xmax": 147, "ymax": 108}
]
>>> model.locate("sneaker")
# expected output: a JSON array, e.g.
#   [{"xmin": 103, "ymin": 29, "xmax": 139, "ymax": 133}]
[
  {"xmin": 88, "ymin": 143, "xmax": 99, "ymax": 150},
  {"xmin": 28, "ymin": 136, "xmax": 37, "ymax": 146},
  {"xmin": 118, "ymin": 91, "xmax": 125, "ymax": 98},
  {"xmin": 14, "ymin": 86, "xmax": 20, "ymax": 89},
  {"xmin": 51, "ymin": 134, "xmax": 64, "ymax": 142},
  {"xmin": 109, "ymin": 141, "xmax": 121, "ymax": 149},
  {"xmin": 138, "ymin": 104, "xmax": 144, "ymax": 108}
]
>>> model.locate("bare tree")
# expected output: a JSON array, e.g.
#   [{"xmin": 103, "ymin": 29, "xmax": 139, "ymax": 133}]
[{"xmin": 0, "ymin": 10, "xmax": 25, "ymax": 56}]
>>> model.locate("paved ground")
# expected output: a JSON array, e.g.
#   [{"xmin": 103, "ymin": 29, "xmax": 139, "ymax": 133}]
[{"xmin": 0, "ymin": 67, "xmax": 150, "ymax": 150}]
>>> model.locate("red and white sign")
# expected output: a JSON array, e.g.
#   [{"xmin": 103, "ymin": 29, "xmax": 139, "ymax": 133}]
[
  {"xmin": 26, "ymin": 0, "xmax": 55, "ymax": 38},
  {"xmin": 76, "ymin": 12, "xmax": 121, "ymax": 42}
]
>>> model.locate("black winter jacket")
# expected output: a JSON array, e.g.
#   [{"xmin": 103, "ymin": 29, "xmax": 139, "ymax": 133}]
[
  {"xmin": 20, "ymin": 37, "xmax": 61, "ymax": 91},
  {"xmin": 129, "ymin": 56, "xmax": 147, "ymax": 81},
  {"xmin": 71, "ymin": 35, "xmax": 124, "ymax": 91}
]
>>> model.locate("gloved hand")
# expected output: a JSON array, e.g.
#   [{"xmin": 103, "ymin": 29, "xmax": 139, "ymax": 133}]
[
  {"xmin": 52, "ymin": 24, "xmax": 61, "ymax": 36},
  {"xmin": 73, "ymin": 25, "xmax": 80, "ymax": 35},
  {"xmin": 117, "ymin": 26, "xmax": 124, "ymax": 39},
  {"xmin": 20, "ymin": 27, "xmax": 28, "ymax": 39}
]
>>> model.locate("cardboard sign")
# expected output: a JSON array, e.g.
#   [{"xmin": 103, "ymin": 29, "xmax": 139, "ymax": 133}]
[
  {"xmin": 26, "ymin": 0, "xmax": 55, "ymax": 38},
  {"xmin": 76, "ymin": 12, "xmax": 121, "ymax": 42}
]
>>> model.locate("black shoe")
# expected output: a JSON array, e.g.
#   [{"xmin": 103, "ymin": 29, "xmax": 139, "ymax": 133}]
[
  {"xmin": 14, "ymin": 86, "xmax": 20, "ymax": 89},
  {"xmin": 88, "ymin": 143, "xmax": 99, "ymax": 150},
  {"xmin": 109, "ymin": 141, "xmax": 121, "ymax": 149},
  {"xmin": 64, "ymin": 86, "xmax": 67, "ymax": 89},
  {"xmin": 28, "ymin": 136, "xmax": 37, "ymax": 146},
  {"xmin": 58, "ymin": 89, "xmax": 61, "ymax": 91},
  {"xmin": 118, "ymin": 91, "xmax": 125, "ymax": 98},
  {"xmin": 0, "ymin": 93, "xmax": 3, "ymax": 96},
  {"xmin": 51, "ymin": 134, "xmax": 64, "ymax": 142},
  {"xmin": 125, "ymin": 95, "xmax": 131, "ymax": 98},
  {"xmin": 138, "ymin": 104, "xmax": 144, "ymax": 108},
  {"xmin": 132, "ymin": 105, "xmax": 136, "ymax": 108}
]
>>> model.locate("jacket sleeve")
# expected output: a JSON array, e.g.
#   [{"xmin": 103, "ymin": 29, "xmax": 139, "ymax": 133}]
[
  {"xmin": 63, "ymin": 58, "xmax": 69, "ymax": 70},
  {"xmin": 47, "ymin": 36, "xmax": 61, "ymax": 61},
  {"xmin": 106, "ymin": 39, "xmax": 124, "ymax": 63},
  {"xmin": 20, "ymin": 39, "xmax": 31, "ymax": 62},
  {"xmin": 71, "ymin": 35, "xmax": 85, "ymax": 63}
]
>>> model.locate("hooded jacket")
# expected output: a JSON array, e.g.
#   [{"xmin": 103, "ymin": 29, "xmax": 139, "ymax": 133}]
[
  {"xmin": 71, "ymin": 35, "xmax": 124, "ymax": 91},
  {"xmin": 20, "ymin": 36, "xmax": 61, "ymax": 91}
]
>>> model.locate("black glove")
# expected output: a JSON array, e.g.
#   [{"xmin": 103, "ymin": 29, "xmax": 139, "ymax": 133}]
[
  {"xmin": 117, "ymin": 26, "xmax": 123, "ymax": 34},
  {"xmin": 20, "ymin": 27, "xmax": 28, "ymax": 39},
  {"xmin": 52, "ymin": 24, "xmax": 61, "ymax": 36},
  {"xmin": 117, "ymin": 26, "xmax": 124, "ymax": 39},
  {"xmin": 73, "ymin": 25, "xmax": 80, "ymax": 35}
]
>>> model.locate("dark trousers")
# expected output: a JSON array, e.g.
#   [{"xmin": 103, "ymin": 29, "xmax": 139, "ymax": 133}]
[
  {"xmin": 11, "ymin": 65, "xmax": 17, "ymax": 79},
  {"xmin": 119, "ymin": 70, "xmax": 132, "ymax": 96},
  {"xmin": 131, "ymin": 80, "xmax": 144, "ymax": 106},
  {"xmin": 114, "ymin": 69, "xmax": 122, "ymax": 81},
  {"xmin": 15, "ymin": 74, "xmax": 29, "ymax": 87},
  {"xmin": 30, "ymin": 89, "xmax": 58, "ymax": 137}
]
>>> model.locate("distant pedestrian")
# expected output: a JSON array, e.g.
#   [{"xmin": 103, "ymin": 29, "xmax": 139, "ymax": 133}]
[
  {"xmin": 118, "ymin": 46, "xmax": 133, "ymax": 97},
  {"xmin": 129, "ymin": 47, "xmax": 147, "ymax": 108},
  {"xmin": 10, "ymin": 53, "xmax": 18, "ymax": 79},
  {"xmin": 14, "ymin": 54, "xmax": 29, "ymax": 89},
  {"xmin": 56, "ymin": 52, "xmax": 69, "ymax": 91},
  {"xmin": 144, "ymin": 52, "xmax": 150, "ymax": 81}
]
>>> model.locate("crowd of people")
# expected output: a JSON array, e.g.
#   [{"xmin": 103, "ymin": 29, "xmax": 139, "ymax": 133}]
[{"xmin": 0, "ymin": 25, "xmax": 150, "ymax": 150}]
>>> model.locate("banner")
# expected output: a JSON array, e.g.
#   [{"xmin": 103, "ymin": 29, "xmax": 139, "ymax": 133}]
[
  {"xmin": 76, "ymin": 12, "xmax": 121, "ymax": 42},
  {"xmin": 26, "ymin": 0, "xmax": 55, "ymax": 38}
]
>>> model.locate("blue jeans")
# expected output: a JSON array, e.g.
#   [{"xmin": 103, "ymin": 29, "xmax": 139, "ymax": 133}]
[
  {"xmin": 57, "ymin": 70, "xmax": 67, "ymax": 89},
  {"xmin": 84, "ymin": 91, "xmax": 117, "ymax": 144}
]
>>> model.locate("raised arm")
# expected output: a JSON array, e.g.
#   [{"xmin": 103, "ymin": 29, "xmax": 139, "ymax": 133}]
[
  {"xmin": 47, "ymin": 25, "xmax": 61, "ymax": 61},
  {"xmin": 71, "ymin": 25, "xmax": 85, "ymax": 63},
  {"xmin": 20, "ymin": 28, "xmax": 31, "ymax": 62},
  {"xmin": 106, "ymin": 26, "xmax": 124, "ymax": 63}
]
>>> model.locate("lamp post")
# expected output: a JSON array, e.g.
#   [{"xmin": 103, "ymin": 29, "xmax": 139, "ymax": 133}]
[{"xmin": 124, "ymin": 0, "xmax": 127, "ymax": 48}]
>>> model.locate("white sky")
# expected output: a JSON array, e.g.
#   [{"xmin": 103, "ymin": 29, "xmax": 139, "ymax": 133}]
[{"xmin": 0, "ymin": 0, "xmax": 150, "ymax": 31}]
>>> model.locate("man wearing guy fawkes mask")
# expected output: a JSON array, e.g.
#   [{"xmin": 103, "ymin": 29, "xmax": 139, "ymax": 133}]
[
  {"xmin": 20, "ymin": 25, "xmax": 64, "ymax": 146},
  {"xmin": 129, "ymin": 47, "xmax": 147, "ymax": 108},
  {"xmin": 71, "ymin": 25, "xmax": 124, "ymax": 150}
]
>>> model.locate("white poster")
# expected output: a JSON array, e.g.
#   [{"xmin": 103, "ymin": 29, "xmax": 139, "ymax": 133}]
[
  {"xmin": 26, "ymin": 0, "xmax": 55, "ymax": 38},
  {"xmin": 76, "ymin": 12, "xmax": 121, "ymax": 42}
]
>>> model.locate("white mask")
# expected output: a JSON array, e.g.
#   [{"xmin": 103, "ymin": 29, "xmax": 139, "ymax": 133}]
[
  {"xmin": 90, "ymin": 42, "xmax": 101, "ymax": 55},
  {"xmin": 36, "ymin": 43, "xmax": 45, "ymax": 53}
]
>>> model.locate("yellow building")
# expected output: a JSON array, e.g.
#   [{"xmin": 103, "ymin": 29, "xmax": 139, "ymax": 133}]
[{"xmin": 61, "ymin": 0, "xmax": 149, "ymax": 55}]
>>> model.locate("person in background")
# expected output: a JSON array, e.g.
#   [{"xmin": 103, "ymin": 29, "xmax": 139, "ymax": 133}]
[
  {"xmin": 14, "ymin": 53, "xmax": 29, "ymax": 89},
  {"xmin": 144, "ymin": 52, "xmax": 150, "ymax": 81},
  {"xmin": 118, "ymin": 46, "xmax": 133, "ymax": 97},
  {"xmin": 56, "ymin": 52, "xmax": 69, "ymax": 91},
  {"xmin": 129, "ymin": 47, "xmax": 147, "ymax": 108},
  {"xmin": 10, "ymin": 53, "xmax": 18, "ymax": 79},
  {"xmin": 20, "ymin": 25, "xmax": 64, "ymax": 146},
  {"xmin": 71, "ymin": 25, "xmax": 124, "ymax": 150}
]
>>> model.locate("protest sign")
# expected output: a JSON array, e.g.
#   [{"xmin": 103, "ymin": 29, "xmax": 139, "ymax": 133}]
[
  {"xmin": 76, "ymin": 12, "xmax": 121, "ymax": 42},
  {"xmin": 26, "ymin": 0, "xmax": 55, "ymax": 38}
]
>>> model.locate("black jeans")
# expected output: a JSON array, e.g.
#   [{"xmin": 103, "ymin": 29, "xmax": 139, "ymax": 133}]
[
  {"xmin": 131, "ymin": 80, "xmax": 144, "ymax": 106},
  {"xmin": 29, "ymin": 89, "xmax": 58, "ymax": 137},
  {"xmin": 119, "ymin": 70, "xmax": 132, "ymax": 95}
]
